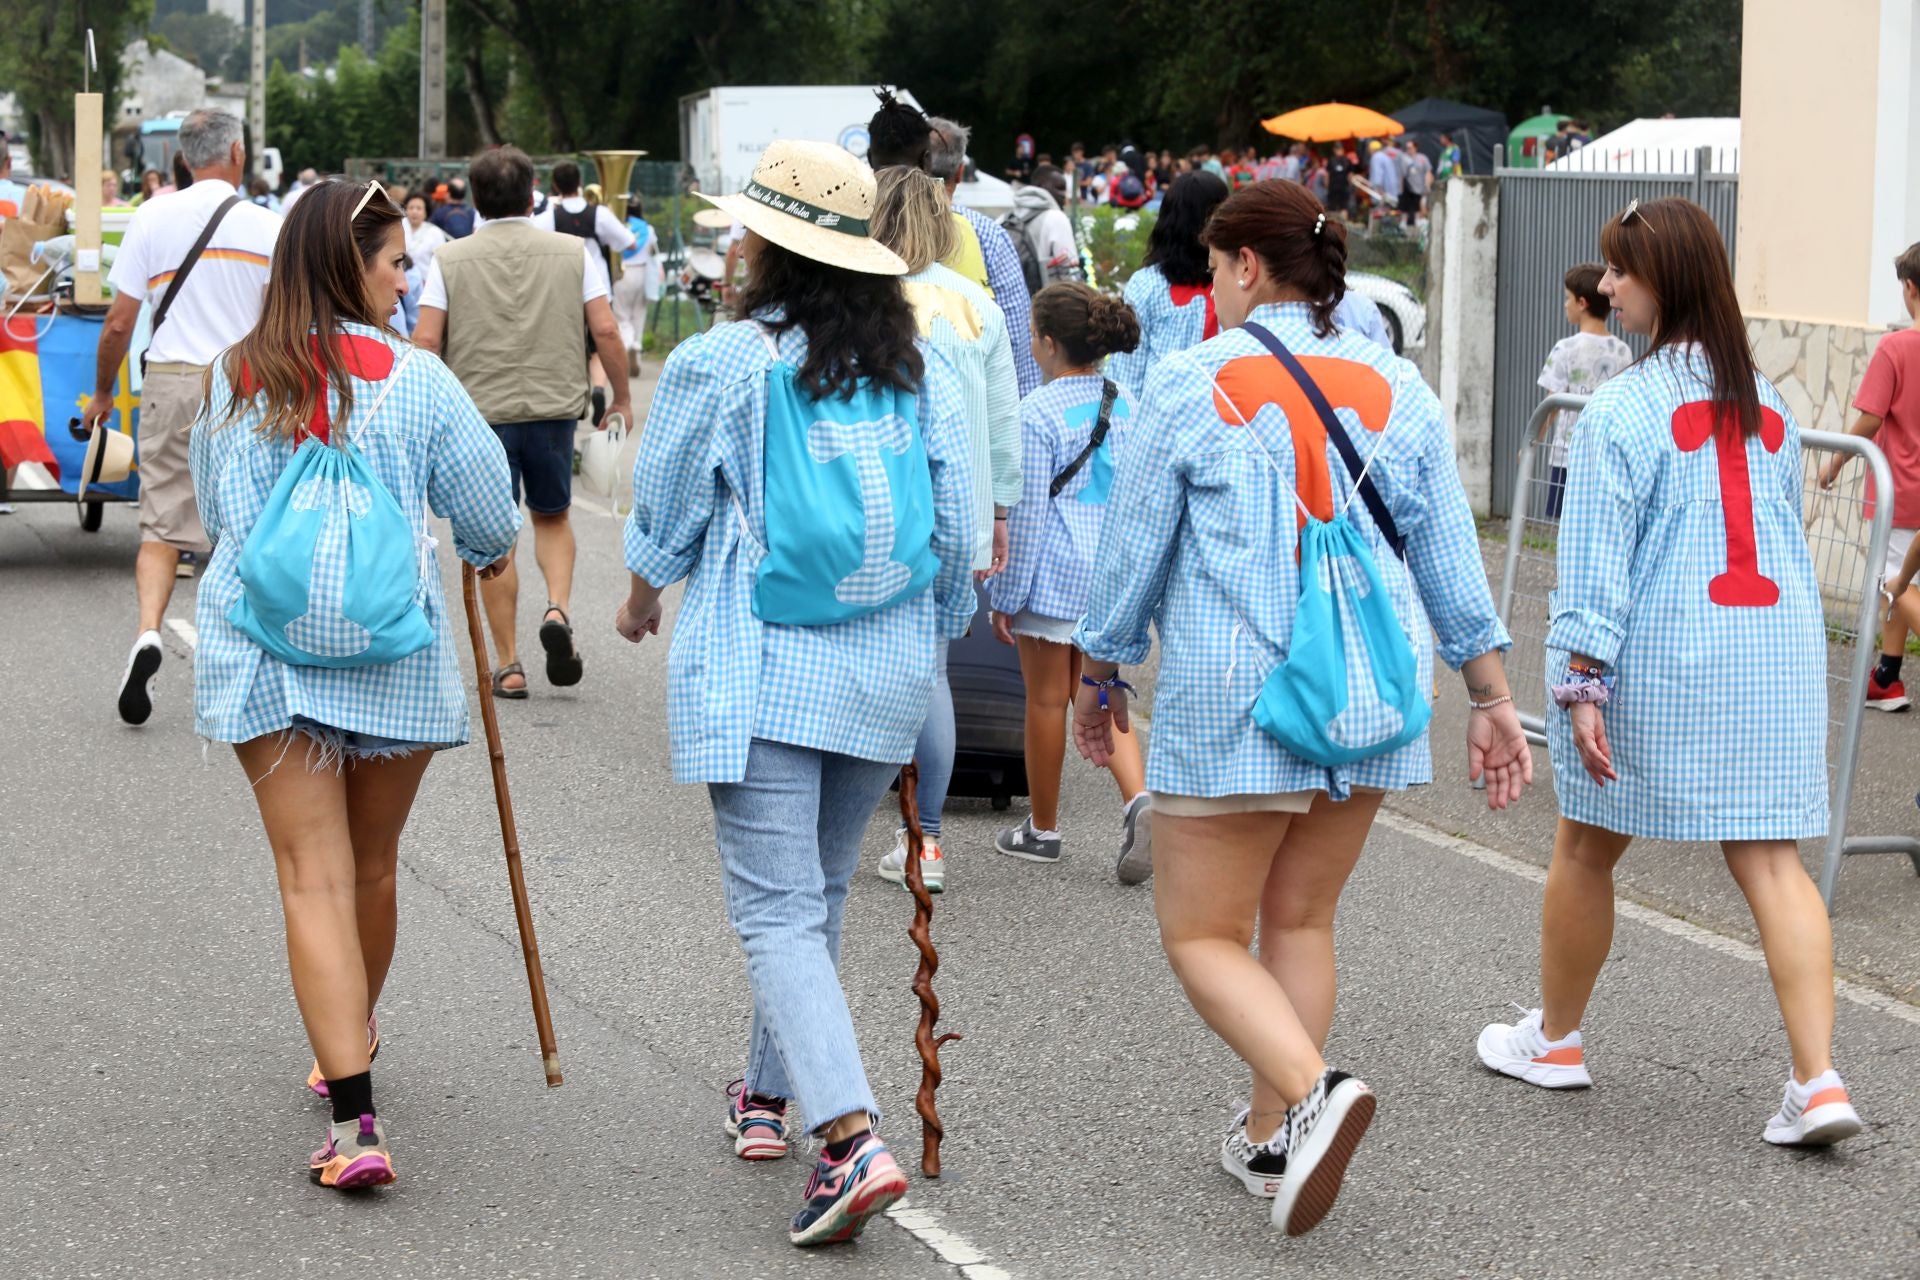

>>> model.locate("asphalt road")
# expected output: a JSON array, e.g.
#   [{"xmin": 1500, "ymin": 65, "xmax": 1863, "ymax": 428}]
[{"xmin": 5, "ymin": 497, "xmax": 1920, "ymax": 1279}]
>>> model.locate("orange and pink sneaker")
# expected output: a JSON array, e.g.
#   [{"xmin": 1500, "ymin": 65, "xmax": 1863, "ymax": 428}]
[
  {"xmin": 1764, "ymin": 1069, "xmax": 1863, "ymax": 1146},
  {"xmin": 725, "ymin": 1078, "xmax": 790, "ymax": 1160},
  {"xmin": 307, "ymin": 1015, "xmax": 381, "ymax": 1100},
  {"xmin": 309, "ymin": 1114, "xmax": 397, "ymax": 1189},
  {"xmin": 1477, "ymin": 1006, "xmax": 1592, "ymax": 1089}
]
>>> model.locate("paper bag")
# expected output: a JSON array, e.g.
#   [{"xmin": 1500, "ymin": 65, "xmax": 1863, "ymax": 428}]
[{"xmin": 2, "ymin": 215, "xmax": 66, "ymax": 298}]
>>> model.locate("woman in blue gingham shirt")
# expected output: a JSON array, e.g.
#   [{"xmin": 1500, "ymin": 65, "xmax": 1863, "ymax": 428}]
[
  {"xmin": 1107, "ymin": 170, "xmax": 1230, "ymax": 400},
  {"xmin": 613, "ymin": 140, "xmax": 974, "ymax": 1247},
  {"xmin": 1070, "ymin": 181, "xmax": 1532, "ymax": 1235},
  {"xmin": 188, "ymin": 183, "xmax": 520, "ymax": 1189},
  {"xmin": 1478, "ymin": 198, "xmax": 1862, "ymax": 1151}
]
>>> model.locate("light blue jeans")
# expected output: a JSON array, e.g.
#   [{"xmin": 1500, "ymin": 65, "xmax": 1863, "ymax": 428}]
[
  {"xmin": 710, "ymin": 737, "xmax": 898, "ymax": 1131},
  {"xmin": 911, "ymin": 643, "xmax": 955, "ymax": 838}
]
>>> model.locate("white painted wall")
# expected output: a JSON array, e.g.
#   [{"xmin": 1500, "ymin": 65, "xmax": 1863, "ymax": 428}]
[{"xmin": 1421, "ymin": 177, "xmax": 1500, "ymax": 516}]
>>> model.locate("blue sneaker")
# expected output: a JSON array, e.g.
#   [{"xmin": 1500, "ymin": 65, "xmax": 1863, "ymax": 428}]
[{"xmin": 788, "ymin": 1131, "xmax": 909, "ymax": 1247}]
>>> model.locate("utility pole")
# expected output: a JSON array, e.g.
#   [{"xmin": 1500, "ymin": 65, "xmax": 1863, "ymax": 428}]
[
  {"xmin": 250, "ymin": 0, "xmax": 266, "ymax": 179},
  {"xmin": 419, "ymin": 0, "xmax": 446, "ymax": 159},
  {"xmin": 359, "ymin": 0, "xmax": 374, "ymax": 52}
]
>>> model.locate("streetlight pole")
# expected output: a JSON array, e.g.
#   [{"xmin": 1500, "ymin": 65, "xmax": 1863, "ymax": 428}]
[
  {"xmin": 250, "ymin": 0, "xmax": 266, "ymax": 179},
  {"xmin": 419, "ymin": 0, "xmax": 446, "ymax": 160}
]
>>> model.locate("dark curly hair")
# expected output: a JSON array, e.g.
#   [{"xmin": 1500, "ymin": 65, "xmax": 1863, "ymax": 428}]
[
  {"xmin": 866, "ymin": 87, "xmax": 932, "ymax": 171},
  {"xmin": 733, "ymin": 239, "xmax": 923, "ymax": 400},
  {"xmin": 1143, "ymin": 170, "xmax": 1230, "ymax": 286}
]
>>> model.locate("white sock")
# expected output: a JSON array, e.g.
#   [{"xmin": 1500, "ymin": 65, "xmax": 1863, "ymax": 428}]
[
  {"xmin": 134, "ymin": 628, "xmax": 162, "ymax": 651},
  {"xmin": 1031, "ymin": 826, "xmax": 1061, "ymax": 841}
]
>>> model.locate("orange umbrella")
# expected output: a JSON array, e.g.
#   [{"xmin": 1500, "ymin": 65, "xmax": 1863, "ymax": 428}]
[{"xmin": 1261, "ymin": 103, "xmax": 1405, "ymax": 142}]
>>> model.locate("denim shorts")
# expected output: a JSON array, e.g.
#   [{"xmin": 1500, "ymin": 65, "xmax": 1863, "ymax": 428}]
[
  {"xmin": 1009, "ymin": 610, "xmax": 1079, "ymax": 645},
  {"xmin": 289, "ymin": 716, "xmax": 443, "ymax": 768},
  {"xmin": 492, "ymin": 418, "xmax": 577, "ymax": 515}
]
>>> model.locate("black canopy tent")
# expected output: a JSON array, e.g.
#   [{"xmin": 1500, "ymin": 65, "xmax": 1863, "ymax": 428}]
[{"xmin": 1390, "ymin": 98, "xmax": 1509, "ymax": 175}]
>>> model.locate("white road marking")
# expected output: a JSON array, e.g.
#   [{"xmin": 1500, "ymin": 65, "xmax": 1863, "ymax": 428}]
[
  {"xmin": 886, "ymin": 1197, "xmax": 1007, "ymax": 1277},
  {"xmin": 1376, "ymin": 808, "xmax": 1920, "ymax": 1029},
  {"xmin": 165, "ymin": 618, "xmax": 197, "ymax": 649}
]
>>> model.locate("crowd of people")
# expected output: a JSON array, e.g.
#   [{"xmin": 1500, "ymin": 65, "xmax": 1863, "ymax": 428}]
[{"xmin": 52, "ymin": 89, "xmax": 1891, "ymax": 1254}]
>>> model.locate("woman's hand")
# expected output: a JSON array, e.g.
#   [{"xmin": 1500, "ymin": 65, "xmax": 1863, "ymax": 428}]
[
  {"xmin": 975, "ymin": 518, "xmax": 1010, "ymax": 583},
  {"xmin": 990, "ymin": 611, "xmax": 1016, "ymax": 646},
  {"xmin": 1072, "ymin": 680, "xmax": 1130, "ymax": 767},
  {"xmin": 614, "ymin": 595, "xmax": 663, "ymax": 644},
  {"xmin": 1567, "ymin": 700, "xmax": 1617, "ymax": 785},
  {"xmin": 1466, "ymin": 700, "xmax": 1535, "ymax": 810}
]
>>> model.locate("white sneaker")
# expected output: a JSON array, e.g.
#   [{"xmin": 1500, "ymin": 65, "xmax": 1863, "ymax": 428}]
[
  {"xmin": 1477, "ymin": 1006, "xmax": 1592, "ymax": 1089},
  {"xmin": 1764, "ymin": 1069, "xmax": 1862, "ymax": 1146},
  {"xmin": 1270, "ymin": 1069, "xmax": 1375, "ymax": 1237},
  {"xmin": 117, "ymin": 630, "xmax": 163, "ymax": 726},
  {"xmin": 877, "ymin": 828, "xmax": 945, "ymax": 893},
  {"xmin": 1219, "ymin": 1105, "xmax": 1289, "ymax": 1197}
]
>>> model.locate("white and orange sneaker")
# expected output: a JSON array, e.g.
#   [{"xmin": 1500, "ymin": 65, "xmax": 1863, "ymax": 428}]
[
  {"xmin": 1477, "ymin": 1006, "xmax": 1592, "ymax": 1089},
  {"xmin": 1764, "ymin": 1069, "xmax": 1862, "ymax": 1146},
  {"xmin": 877, "ymin": 828, "xmax": 945, "ymax": 893}
]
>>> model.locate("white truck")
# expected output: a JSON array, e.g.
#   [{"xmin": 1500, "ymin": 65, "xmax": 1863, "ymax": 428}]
[{"xmin": 679, "ymin": 85, "xmax": 924, "ymax": 194}]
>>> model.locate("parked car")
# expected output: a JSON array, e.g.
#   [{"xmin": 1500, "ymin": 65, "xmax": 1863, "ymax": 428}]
[{"xmin": 1346, "ymin": 271, "xmax": 1426, "ymax": 355}]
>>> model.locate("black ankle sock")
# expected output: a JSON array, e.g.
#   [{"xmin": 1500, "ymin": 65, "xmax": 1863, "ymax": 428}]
[
  {"xmin": 1876, "ymin": 653, "xmax": 1904, "ymax": 684},
  {"xmin": 327, "ymin": 1071, "xmax": 374, "ymax": 1124},
  {"xmin": 821, "ymin": 1132, "xmax": 864, "ymax": 1162}
]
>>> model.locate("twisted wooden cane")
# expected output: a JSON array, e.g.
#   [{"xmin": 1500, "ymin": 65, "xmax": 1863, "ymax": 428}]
[{"xmin": 897, "ymin": 762, "xmax": 961, "ymax": 1177}]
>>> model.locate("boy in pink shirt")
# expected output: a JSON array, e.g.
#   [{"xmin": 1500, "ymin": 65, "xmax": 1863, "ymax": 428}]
[{"xmin": 1822, "ymin": 242, "xmax": 1920, "ymax": 710}]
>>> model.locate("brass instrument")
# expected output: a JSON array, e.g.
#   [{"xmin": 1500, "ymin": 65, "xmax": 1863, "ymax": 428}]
[{"xmin": 584, "ymin": 149, "xmax": 647, "ymax": 281}]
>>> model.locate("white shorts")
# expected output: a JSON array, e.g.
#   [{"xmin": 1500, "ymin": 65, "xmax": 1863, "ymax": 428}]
[
  {"xmin": 1009, "ymin": 610, "xmax": 1080, "ymax": 645},
  {"xmin": 1885, "ymin": 527, "xmax": 1918, "ymax": 587}
]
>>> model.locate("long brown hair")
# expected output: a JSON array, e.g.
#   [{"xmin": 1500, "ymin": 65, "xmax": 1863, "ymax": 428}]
[
  {"xmin": 1200, "ymin": 179, "xmax": 1347, "ymax": 336},
  {"xmin": 1599, "ymin": 197, "xmax": 1759, "ymax": 437},
  {"xmin": 216, "ymin": 180, "xmax": 404, "ymax": 438}
]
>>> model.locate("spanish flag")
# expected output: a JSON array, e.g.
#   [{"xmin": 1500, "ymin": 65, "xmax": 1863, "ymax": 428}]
[{"xmin": 0, "ymin": 313, "xmax": 140, "ymax": 497}]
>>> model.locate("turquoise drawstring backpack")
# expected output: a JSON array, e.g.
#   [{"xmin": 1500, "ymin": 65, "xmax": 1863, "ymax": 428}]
[
  {"xmin": 746, "ymin": 326, "xmax": 938, "ymax": 627},
  {"xmin": 228, "ymin": 345, "xmax": 435, "ymax": 668},
  {"xmin": 1228, "ymin": 322, "xmax": 1430, "ymax": 767}
]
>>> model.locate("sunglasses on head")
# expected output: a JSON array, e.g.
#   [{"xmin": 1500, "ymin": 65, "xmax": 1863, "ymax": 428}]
[{"xmin": 1621, "ymin": 198, "xmax": 1658, "ymax": 235}]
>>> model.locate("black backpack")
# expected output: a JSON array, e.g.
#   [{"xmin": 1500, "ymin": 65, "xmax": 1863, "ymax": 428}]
[{"xmin": 1000, "ymin": 206, "xmax": 1046, "ymax": 297}]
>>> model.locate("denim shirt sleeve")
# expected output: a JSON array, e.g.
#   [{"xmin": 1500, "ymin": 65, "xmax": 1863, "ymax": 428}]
[
  {"xmin": 1074, "ymin": 361, "xmax": 1189, "ymax": 666},
  {"xmin": 921, "ymin": 345, "xmax": 979, "ymax": 639},
  {"xmin": 981, "ymin": 297, "xmax": 1024, "ymax": 510},
  {"xmin": 990, "ymin": 394, "xmax": 1056, "ymax": 617},
  {"xmin": 426, "ymin": 360, "xmax": 523, "ymax": 568},
  {"xmin": 625, "ymin": 331, "xmax": 723, "ymax": 589},
  {"xmin": 1547, "ymin": 394, "xmax": 1640, "ymax": 666},
  {"xmin": 1393, "ymin": 372, "xmax": 1511, "ymax": 668}
]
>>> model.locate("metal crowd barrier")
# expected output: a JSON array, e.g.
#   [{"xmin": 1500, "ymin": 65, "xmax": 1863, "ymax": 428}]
[{"xmin": 1490, "ymin": 395, "xmax": 1918, "ymax": 909}]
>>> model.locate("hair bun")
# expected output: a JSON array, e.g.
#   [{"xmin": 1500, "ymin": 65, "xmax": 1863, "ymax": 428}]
[{"xmin": 1086, "ymin": 293, "xmax": 1142, "ymax": 357}]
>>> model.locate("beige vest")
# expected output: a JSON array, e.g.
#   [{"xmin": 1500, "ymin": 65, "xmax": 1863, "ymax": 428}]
[{"xmin": 435, "ymin": 219, "xmax": 589, "ymax": 424}]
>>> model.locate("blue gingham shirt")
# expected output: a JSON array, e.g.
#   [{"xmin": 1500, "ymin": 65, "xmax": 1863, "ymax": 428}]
[
  {"xmin": 1107, "ymin": 264, "xmax": 1210, "ymax": 400},
  {"xmin": 1074, "ymin": 303, "xmax": 1509, "ymax": 799},
  {"xmin": 1547, "ymin": 348, "xmax": 1828, "ymax": 840},
  {"xmin": 955, "ymin": 203, "xmax": 1041, "ymax": 396},
  {"xmin": 991, "ymin": 374, "xmax": 1133, "ymax": 622},
  {"xmin": 189, "ymin": 325, "xmax": 523, "ymax": 746},
  {"xmin": 624, "ymin": 315, "xmax": 977, "ymax": 784}
]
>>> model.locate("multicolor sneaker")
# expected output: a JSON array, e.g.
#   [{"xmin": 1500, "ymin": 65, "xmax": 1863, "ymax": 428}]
[
  {"xmin": 1866, "ymin": 673, "xmax": 1911, "ymax": 712},
  {"xmin": 309, "ymin": 1114, "xmax": 396, "ymax": 1189},
  {"xmin": 307, "ymin": 1014, "xmax": 381, "ymax": 1099},
  {"xmin": 788, "ymin": 1131, "xmax": 909, "ymax": 1247},
  {"xmin": 995, "ymin": 816, "xmax": 1062, "ymax": 864},
  {"xmin": 877, "ymin": 828, "xmax": 946, "ymax": 893},
  {"xmin": 1270, "ymin": 1069, "xmax": 1375, "ymax": 1237},
  {"xmin": 1477, "ymin": 1006, "xmax": 1592, "ymax": 1089},
  {"xmin": 725, "ymin": 1078, "xmax": 790, "ymax": 1160},
  {"xmin": 1764, "ymin": 1069, "xmax": 1863, "ymax": 1146},
  {"xmin": 1115, "ymin": 792, "xmax": 1154, "ymax": 885},
  {"xmin": 1220, "ymin": 1105, "xmax": 1288, "ymax": 1197}
]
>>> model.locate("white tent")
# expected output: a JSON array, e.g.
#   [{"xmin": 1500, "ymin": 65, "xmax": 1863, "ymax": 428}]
[{"xmin": 1546, "ymin": 117, "xmax": 1740, "ymax": 174}]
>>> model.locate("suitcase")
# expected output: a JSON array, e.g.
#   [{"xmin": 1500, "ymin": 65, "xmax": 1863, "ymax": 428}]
[{"xmin": 945, "ymin": 584, "xmax": 1029, "ymax": 810}]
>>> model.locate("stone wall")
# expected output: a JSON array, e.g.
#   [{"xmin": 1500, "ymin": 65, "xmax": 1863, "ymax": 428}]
[
  {"xmin": 1747, "ymin": 315, "xmax": 1888, "ymax": 435},
  {"xmin": 1420, "ymin": 177, "xmax": 1500, "ymax": 515}
]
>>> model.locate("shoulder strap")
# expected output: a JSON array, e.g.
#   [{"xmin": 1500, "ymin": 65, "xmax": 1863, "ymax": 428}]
[
  {"xmin": 1241, "ymin": 321, "xmax": 1406, "ymax": 559},
  {"xmin": 151, "ymin": 195, "xmax": 243, "ymax": 340},
  {"xmin": 752, "ymin": 320, "xmax": 781, "ymax": 361},
  {"xmin": 347, "ymin": 344, "xmax": 418, "ymax": 443},
  {"xmin": 1049, "ymin": 379, "xmax": 1119, "ymax": 498}
]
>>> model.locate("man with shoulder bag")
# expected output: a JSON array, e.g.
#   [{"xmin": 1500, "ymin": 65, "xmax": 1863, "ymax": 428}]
[{"xmin": 81, "ymin": 107, "xmax": 282, "ymax": 726}]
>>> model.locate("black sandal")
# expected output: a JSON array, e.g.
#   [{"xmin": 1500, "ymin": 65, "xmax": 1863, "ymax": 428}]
[
  {"xmin": 492, "ymin": 660, "xmax": 530, "ymax": 700},
  {"xmin": 539, "ymin": 604, "xmax": 585, "ymax": 687}
]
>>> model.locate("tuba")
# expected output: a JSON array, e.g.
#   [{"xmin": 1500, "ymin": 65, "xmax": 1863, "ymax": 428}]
[{"xmin": 585, "ymin": 149, "xmax": 647, "ymax": 282}]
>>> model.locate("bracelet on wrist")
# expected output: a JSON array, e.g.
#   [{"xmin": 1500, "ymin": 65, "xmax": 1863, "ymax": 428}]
[
  {"xmin": 1551, "ymin": 666, "xmax": 1615, "ymax": 708},
  {"xmin": 1468, "ymin": 693, "xmax": 1513, "ymax": 711},
  {"xmin": 1080, "ymin": 672, "xmax": 1134, "ymax": 710}
]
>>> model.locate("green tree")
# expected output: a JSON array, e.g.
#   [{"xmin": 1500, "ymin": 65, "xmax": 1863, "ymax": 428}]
[{"xmin": 0, "ymin": 0, "xmax": 155, "ymax": 177}]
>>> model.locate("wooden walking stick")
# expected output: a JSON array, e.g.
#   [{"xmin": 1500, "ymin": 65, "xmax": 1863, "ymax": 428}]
[
  {"xmin": 897, "ymin": 762, "xmax": 960, "ymax": 1176},
  {"xmin": 462, "ymin": 563, "xmax": 564, "ymax": 1087}
]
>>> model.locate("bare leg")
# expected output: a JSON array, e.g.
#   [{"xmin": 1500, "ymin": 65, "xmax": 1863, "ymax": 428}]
[
  {"xmin": 478, "ymin": 545, "xmax": 523, "ymax": 692},
  {"xmin": 135, "ymin": 540, "xmax": 181, "ymax": 633},
  {"xmin": 1244, "ymin": 791, "xmax": 1383, "ymax": 1142},
  {"xmin": 1882, "ymin": 584, "xmax": 1920, "ymax": 658},
  {"xmin": 529, "ymin": 510, "xmax": 576, "ymax": 618},
  {"xmin": 1017, "ymin": 636, "xmax": 1075, "ymax": 832},
  {"xmin": 236, "ymin": 735, "xmax": 369, "ymax": 1081},
  {"xmin": 1154, "ymin": 809, "xmax": 1328, "ymax": 1107},
  {"xmin": 1723, "ymin": 840, "xmax": 1835, "ymax": 1082},
  {"xmin": 343, "ymin": 750, "xmax": 436, "ymax": 1011},
  {"xmin": 1540, "ymin": 818, "xmax": 1634, "ymax": 1040}
]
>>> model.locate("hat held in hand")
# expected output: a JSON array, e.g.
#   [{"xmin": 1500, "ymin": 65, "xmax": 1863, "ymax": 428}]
[
  {"xmin": 696, "ymin": 140, "xmax": 906, "ymax": 277},
  {"xmin": 77, "ymin": 419, "xmax": 135, "ymax": 500}
]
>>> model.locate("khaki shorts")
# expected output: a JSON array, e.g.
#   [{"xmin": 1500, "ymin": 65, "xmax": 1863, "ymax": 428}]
[
  {"xmin": 137, "ymin": 365, "xmax": 211, "ymax": 552},
  {"xmin": 1149, "ymin": 787, "xmax": 1384, "ymax": 818}
]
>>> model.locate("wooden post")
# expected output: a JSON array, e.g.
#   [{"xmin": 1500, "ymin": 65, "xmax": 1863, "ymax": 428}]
[{"xmin": 72, "ymin": 92, "xmax": 104, "ymax": 306}]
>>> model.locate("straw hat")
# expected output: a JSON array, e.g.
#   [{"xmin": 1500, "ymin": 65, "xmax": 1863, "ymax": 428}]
[
  {"xmin": 78, "ymin": 423, "xmax": 135, "ymax": 500},
  {"xmin": 696, "ymin": 140, "xmax": 906, "ymax": 276},
  {"xmin": 691, "ymin": 207, "xmax": 735, "ymax": 230}
]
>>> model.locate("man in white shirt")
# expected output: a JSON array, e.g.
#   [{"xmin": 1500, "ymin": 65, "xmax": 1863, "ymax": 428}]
[
  {"xmin": 82, "ymin": 107, "xmax": 282, "ymax": 726},
  {"xmin": 533, "ymin": 162, "xmax": 636, "ymax": 294}
]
